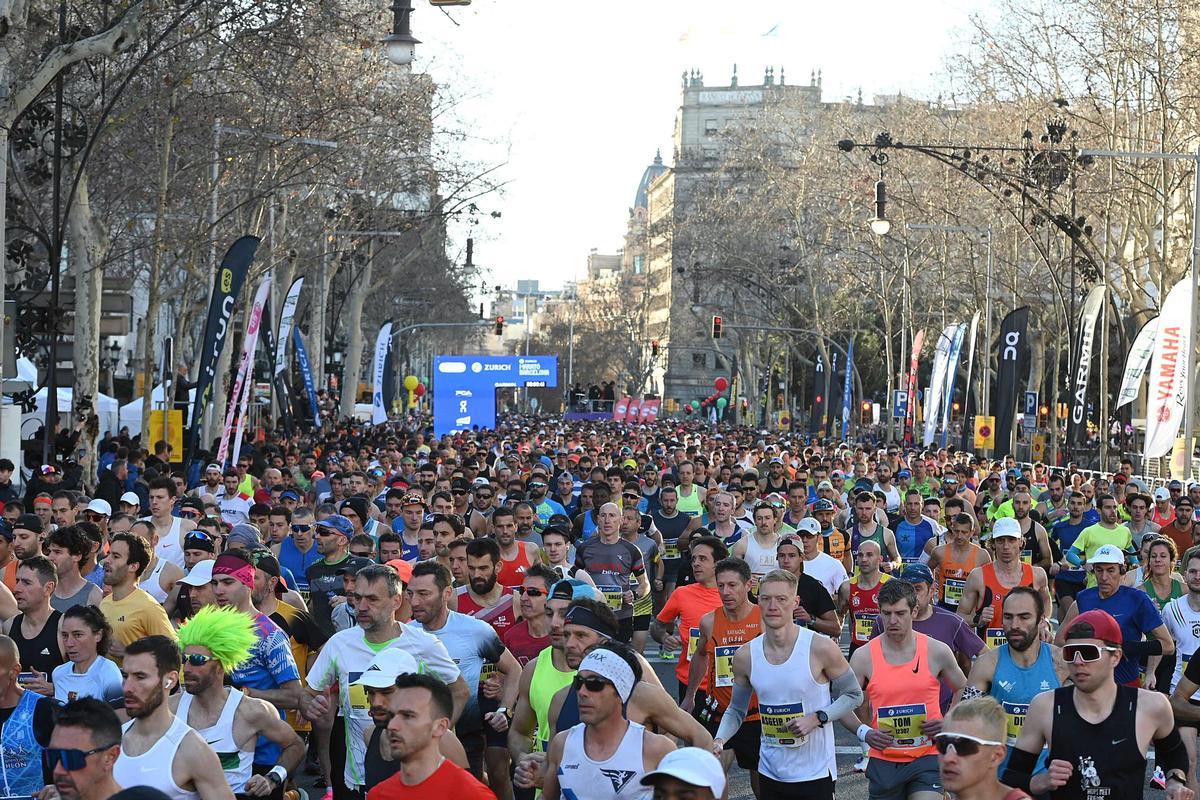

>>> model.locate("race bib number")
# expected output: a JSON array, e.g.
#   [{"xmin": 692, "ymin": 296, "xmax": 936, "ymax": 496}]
[
  {"xmin": 347, "ymin": 682, "xmax": 368, "ymax": 712},
  {"xmin": 686, "ymin": 627, "xmax": 701, "ymax": 659},
  {"xmin": 942, "ymin": 578, "xmax": 965, "ymax": 606},
  {"xmin": 854, "ymin": 614, "xmax": 877, "ymax": 642},
  {"xmin": 985, "ymin": 628, "xmax": 1007, "ymax": 649},
  {"xmin": 1002, "ymin": 700, "xmax": 1028, "ymax": 746},
  {"xmin": 877, "ymin": 703, "xmax": 928, "ymax": 748},
  {"xmin": 479, "ymin": 662, "xmax": 497, "ymax": 688},
  {"xmin": 663, "ymin": 541, "xmax": 681, "ymax": 560},
  {"xmin": 760, "ymin": 702, "xmax": 807, "ymax": 747},
  {"xmin": 1021, "ymin": 550, "xmax": 1033, "ymax": 566},
  {"xmin": 599, "ymin": 585, "xmax": 623, "ymax": 611},
  {"xmin": 714, "ymin": 646, "xmax": 738, "ymax": 687}
]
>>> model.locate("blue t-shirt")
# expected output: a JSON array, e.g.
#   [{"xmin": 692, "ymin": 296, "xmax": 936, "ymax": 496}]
[
  {"xmin": 412, "ymin": 611, "xmax": 504, "ymax": 733},
  {"xmin": 1073, "ymin": 585, "xmax": 1163, "ymax": 684},
  {"xmin": 534, "ymin": 498, "xmax": 567, "ymax": 529},
  {"xmin": 1052, "ymin": 519, "xmax": 1090, "ymax": 584},
  {"xmin": 892, "ymin": 516, "xmax": 938, "ymax": 560},
  {"xmin": 229, "ymin": 612, "xmax": 302, "ymax": 764}
]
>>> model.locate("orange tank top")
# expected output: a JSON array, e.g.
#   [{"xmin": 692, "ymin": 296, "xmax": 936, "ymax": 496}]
[
  {"xmin": 938, "ymin": 543, "xmax": 983, "ymax": 609},
  {"xmin": 705, "ymin": 606, "xmax": 762, "ymax": 720},
  {"xmin": 867, "ymin": 633, "xmax": 942, "ymax": 761},
  {"xmin": 497, "ymin": 545, "xmax": 535, "ymax": 588},
  {"xmin": 980, "ymin": 561, "xmax": 1034, "ymax": 647}
]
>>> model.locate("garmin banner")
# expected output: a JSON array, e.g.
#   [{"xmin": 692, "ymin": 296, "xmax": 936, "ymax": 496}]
[
  {"xmin": 293, "ymin": 328, "xmax": 320, "ymax": 429},
  {"xmin": 1116, "ymin": 316, "xmax": 1159, "ymax": 409},
  {"xmin": 994, "ymin": 306, "xmax": 1031, "ymax": 458},
  {"xmin": 1068, "ymin": 285, "xmax": 1106, "ymax": 447},
  {"xmin": 186, "ymin": 235, "xmax": 260, "ymax": 458},
  {"xmin": 433, "ymin": 355, "xmax": 558, "ymax": 435}
]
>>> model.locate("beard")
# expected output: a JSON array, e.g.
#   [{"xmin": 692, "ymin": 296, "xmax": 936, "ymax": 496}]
[
  {"xmin": 127, "ymin": 686, "xmax": 166, "ymax": 719},
  {"xmin": 1006, "ymin": 628, "xmax": 1038, "ymax": 652},
  {"xmin": 469, "ymin": 575, "xmax": 497, "ymax": 595}
]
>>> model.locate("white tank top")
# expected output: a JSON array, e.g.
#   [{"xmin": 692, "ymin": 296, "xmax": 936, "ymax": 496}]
[
  {"xmin": 557, "ymin": 720, "xmax": 650, "ymax": 800},
  {"xmin": 744, "ymin": 533, "xmax": 780, "ymax": 578},
  {"xmin": 749, "ymin": 626, "xmax": 835, "ymax": 783},
  {"xmin": 139, "ymin": 558, "xmax": 169, "ymax": 603},
  {"xmin": 114, "ymin": 714, "xmax": 199, "ymax": 800},
  {"xmin": 155, "ymin": 517, "xmax": 186, "ymax": 569},
  {"xmin": 177, "ymin": 688, "xmax": 253, "ymax": 792}
]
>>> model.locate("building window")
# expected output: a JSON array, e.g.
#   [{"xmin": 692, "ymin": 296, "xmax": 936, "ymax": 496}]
[
  {"xmin": 702, "ymin": 147, "xmax": 718, "ymax": 161},
  {"xmin": 692, "ymin": 352, "xmax": 707, "ymax": 370},
  {"xmin": 705, "ymin": 119, "xmax": 718, "ymax": 134},
  {"xmin": 633, "ymin": 255, "xmax": 644, "ymax": 274}
]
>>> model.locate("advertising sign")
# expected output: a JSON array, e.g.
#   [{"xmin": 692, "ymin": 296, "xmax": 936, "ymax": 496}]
[{"xmin": 433, "ymin": 355, "xmax": 558, "ymax": 435}]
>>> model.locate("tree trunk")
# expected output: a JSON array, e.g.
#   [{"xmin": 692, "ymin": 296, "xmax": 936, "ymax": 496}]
[
  {"xmin": 340, "ymin": 244, "xmax": 373, "ymax": 418},
  {"xmin": 68, "ymin": 170, "xmax": 103, "ymax": 425},
  {"xmin": 141, "ymin": 93, "xmax": 176, "ymax": 437}
]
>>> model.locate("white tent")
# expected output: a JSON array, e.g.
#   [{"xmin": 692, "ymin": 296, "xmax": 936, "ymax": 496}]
[
  {"xmin": 119, "ymin": 385, "xmax": 196, "ymax": 437},
  {"xmin": 23, "ymin": 387, "xmax": 121, "ymax": 435}
]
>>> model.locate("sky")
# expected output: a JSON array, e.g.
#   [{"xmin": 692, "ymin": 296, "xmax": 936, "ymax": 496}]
[{"xmin": 413, "ymin": 0, "xmax": 989, "ymax": 293}]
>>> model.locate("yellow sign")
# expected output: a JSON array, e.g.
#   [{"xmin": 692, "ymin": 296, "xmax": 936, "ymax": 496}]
[
  {"xmin": 1031, "ymin": 435, "xmax": 1046, "ymax": 461},
  {"xmin": 148, "ymin": 410, "xmax": 184, "ymax": 457},
  {"xmin": 974, "ymin": 415, "xmax": 996, "ymax": 450},
  {"xmin": 1172, "ymin": 437, "xmax": 1193, "ymax": 477},
  {"xmin": 877, "ymin": 703, "xmax": 929, "ymax": 748}
]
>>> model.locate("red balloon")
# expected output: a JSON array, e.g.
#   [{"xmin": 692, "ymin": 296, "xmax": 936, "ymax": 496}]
[
  {"xmin": 684, "ymin": 406, "xmax": 693, "ymax": 414},
  {"xmin": 714, "ymin": 377, "xmax": 729, "ymax": 392},
  {"xmin": 414, "ymin": 384, "xmax": 426, "ymax": 397}
]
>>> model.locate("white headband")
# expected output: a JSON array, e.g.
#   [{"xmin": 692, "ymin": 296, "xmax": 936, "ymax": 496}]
[{"xmin": 579, "ymin": 649, "xmax": 636, "ymax": 702}]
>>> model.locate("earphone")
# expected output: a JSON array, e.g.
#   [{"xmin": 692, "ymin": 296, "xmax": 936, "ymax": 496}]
[{"xmin": 164, "ymin": 679, "xmax": 172, "ymax": 689}]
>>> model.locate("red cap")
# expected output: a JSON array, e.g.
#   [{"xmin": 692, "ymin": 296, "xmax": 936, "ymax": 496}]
[
  {"xmin": 385, "ymin": 559, "xmax": 413, "ymax": 585},
  {"xmin": 1067, "ymin": 609, "xmax": 1123, "ymax": 646}
]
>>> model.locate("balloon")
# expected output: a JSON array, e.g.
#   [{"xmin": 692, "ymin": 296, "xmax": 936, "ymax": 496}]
[
  {"xmin": 714, "ymin": 377, "xmax": 729, "ymax": 392},
  {"xmin": 691, "ymin": 400, "xmax": 700, "ymax": 410},
  {"xmin": 717, "ymin": 397, "xmax": 728, "ymax": 409},
  {"xmin": 414, "ymin": 384, "xmax": 426, "ymax": 397},
  {"xmin": 403, "ymin": 375, "xmax": 419, "ymax": 391},
  {"xmin": 684, "ymin": 406, "xmax": 693, "ymax": 414}
]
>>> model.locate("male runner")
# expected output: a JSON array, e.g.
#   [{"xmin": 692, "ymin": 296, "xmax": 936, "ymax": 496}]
[
  {"xmin": 1004, "ymin": 609, "xmax": 1191, "ymax": 800},
  {"xmin": 848, "ymin": 540, "xmax": 890, "ymax": 655},
  {"xmin": 957, "ymin": 518, "xmax": 1050, "ymax": 649},
  {"xmin": 959, "ymin": 587, "xmax": 1066, "ymax": 773},
  {"xmin": 713, "ymin": 569, "xmax": 863, "ymax": 800},
  {"xmin": 849, "ymin": 491, "xmax": 902, "ymax": 573},
  {"xmin": 652, "ymin": 535, "xmax": 725, "ymax": 702},
  {"xmin": 731, "ymin": 503, "xmax": 780, "ymax": 585},
  {"xmin": 926, "ymin": 513, "xmax": 990, "ymax": 612},
  {"xmin": 456, "ymin": 538, "xmax": 519, "ymax": 636},
  {"xmin": 174, "ymin": 606, "xmax": 305, "ymax": 797},
  {"xmin": 793, "ymin": 517, "xmax": 850, "ymax": 611},
  {"xmin": 1066, "ymin": 493, "xmax": 1134, "ymax": 588},
  {"xmin": 773, "ymin": 534, "xmax": 840, "ymax": 637},
  {"xmin": 143, "ymin": 477, "xmax": 195, "ymax": 569},
  {"xmin": 542, "ymin": 645, "xmax": 677, "ymax": 800},
  {"xmin": 812, "ymin": 498, "xmax": 853, "ymax": 575},
  {"xmin": 113, "ymin": 635, "xmax": 236, "ymax": 800},
  {"xmin": 848, "ymin": 579, "xmax": 967, "ymax": 800},
  {"xmin": 683, "ymin": 557, "xmax": 762, "ymax": 788},
  {"xmin": 1010, "ymin": 490, "xmax": 1053, "ymax": 572},
  {"xmin": 935, "ymin": 697, "xmax": 1034, "ymax": 800},
  {"xmin": 890, "ymin": 490, "xmax": 940, "ymax": 563},
  {"xmin": 1058, "ymin": 544, "xmax": 1173, "ymax": 687},
  {"xmin": 493, "ymin": 506, "xmax": 539, "ymax": 588},
  {"xmin": 650, "ymin": 486, "xmax": 697, "ymax": 599},
  {"xmin": 575, "ymin": 502, "xmax": 648, "ymax": 644}
]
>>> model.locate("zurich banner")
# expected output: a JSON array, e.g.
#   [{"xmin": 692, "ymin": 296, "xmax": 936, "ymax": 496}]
[{"xmin": 433, "ymin": 355, "xmax": 558, "ymax": 435}]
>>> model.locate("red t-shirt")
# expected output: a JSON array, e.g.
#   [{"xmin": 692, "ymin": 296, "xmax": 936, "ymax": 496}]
[
  {"xmin": 367, "ymin": 760, "xmax": 496, "ymax": 800},
  {"xmin": 500, "ymin": 620, "xmax": 549, "ymax": 667}
]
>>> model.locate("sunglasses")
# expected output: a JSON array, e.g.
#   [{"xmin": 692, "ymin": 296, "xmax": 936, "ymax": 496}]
[
  {"xmin": 933, "ymin": 733, "xmax": 1004, "ymax": 756},
  {"xmin": 183, "ymin": 653, "xmax": 217, "ymax": 667},
  {"xmin": 43, "ymin": 745, "xmax": 119, "ymax": 771},
  {"xmin": 451, "ymin": 489, "xmax": 468, "ymax": 495},
  {"xmin": 85, "ymin": 512, "xmax": 108, "ymax": 522},
  {"xmin": 513, "ymin": 586, "xmax": 547, "ymax": 597},
  {"xmin": 185, "ymin": 530, "xmax": 215, "ymax": 542},
  {"xmin": 571, "ymin": 674, "xmax": 614, "ymax": 694},
  {"xmin": 474, "ymin": 493, "xmax": 493, "ymax": 500},
  {"xmin": 1062, "ymin": 643, "xmax": 1120, "ymax": 663}
]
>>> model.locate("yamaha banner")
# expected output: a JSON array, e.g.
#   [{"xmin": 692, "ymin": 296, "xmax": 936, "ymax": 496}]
[
  {"xmin": 294, "ymin": 328, "xmax": 321, "ymax": 429},
  {"xmin": 186, "ymin": 236, "xmax": 260, "ymax": 459},
  {"xmin": 993, "ymin": 306, "xmax": 1031, "ymax": 458},
  {"xmin": 1068, "ymin": 285, "xmax": 1106, "ymax": 447}
]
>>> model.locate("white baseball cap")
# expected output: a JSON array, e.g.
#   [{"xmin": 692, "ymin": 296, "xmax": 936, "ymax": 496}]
[
  {"xmin": 177, "ymin": 559, "xmax": 215, "ymax": 586},
  {"xmin": 1154, "ymin": 487, "xmax": 1171, "ymax": 501},
  {"xmin": 640, "ymin": 747, "xmax": 726, "ymax": 796},
  {"xmin": 119, "ymin": 492, "xmax": 141, "ymax": 507},
  {"xmin": 1088, "ymin": 544, "xmax": 1126, "ymax": 565},
  {"xmin": 85, "ymin": 499, "xmax": 112, "ymax": 516},
  {"xmin": 351, "ymin": 648, "xmax": 420, "ymax": 688},
  {"xmin": 794, "ymin": 517, "xmax": 821, "ymax": 536},
  {"xmin": 990, "ymin": 518, "xmax": 1022, "ymax": 539}
]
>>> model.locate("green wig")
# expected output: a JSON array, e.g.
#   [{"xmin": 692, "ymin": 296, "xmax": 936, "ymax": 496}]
[{"xmin": 177, "ymin": 606, "xmax": 258, "ymax": 673}]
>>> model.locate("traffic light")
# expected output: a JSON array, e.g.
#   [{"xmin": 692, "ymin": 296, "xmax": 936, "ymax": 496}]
[
  {"xmin": 711, "ymin": 315, "xmax": 723, "ymax": 338},
  {"xmin": 494, "ymin": 316, "xmax": 504, "ymax": 336},
  {"xmin": 651, "ymin": 340, "xmax": 660, "ymax": 358}
]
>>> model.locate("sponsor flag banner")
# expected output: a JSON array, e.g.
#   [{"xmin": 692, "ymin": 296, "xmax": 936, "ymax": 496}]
[
  {"xmin": 372, "ymin": 323, "xmax": 393, "ymax": 425},
  {"xmin": 187, "ymin": 236, "xmax": 260, "ymax": 458},
  {"xmin": 1116, "ymin": 316, "xmax": 1160, "ymax": 409},
  {"xmin": 219, "ymin": 273, "xmax": 272, "ymax": 464},
  {"xmin": 993, "ymin": 306, "xmax": 1031, "ymax": 458},
  {"xmin": 923, "ymin": 324, "xmax": 957, "ymax": 446},
  {"xmin": 1145, "ymin": 275, "xmax": 1194, "ymax": 458},
  {"xmin": 274, "ymin": 278, "xmax": 304, "ymax": 376},
  {"xmin": 941, "ymin": 323, "xmax": 967, "ymax": 446},
  {"xmin": 974, "ymin": 415, "xmax": 996, "ymax": 450},
  {"xmin": 293, "ymin": 329, "xmax": 320, "ymax": 428},
  {"xmin": 905, "ymin": 330, "xmax": 925, "ymax": 440},
  {"xmin": 1068, "ymin": 285, "xmax": 1106, "ymax": 447},
  {"xmin": 613, "ymin": 396, "xmax": 631, "ymax": 421},
  {"xmin": 624, "ymin": 397, "xmax": 641, "ymax": 423},
  {"xmin": 810, "ymin": 353, "xmax": 827, "ymax": 434},
  {"xmin": 642, "ymin": 399, "xmax": 660, "ymax": 422},
  {"xmin": 959, "ymin": 311, "xmax": 981, "ymax": 451},
  {"xmin": 841, "ymin": 338, "xmax": 855, "ymax": 440}
]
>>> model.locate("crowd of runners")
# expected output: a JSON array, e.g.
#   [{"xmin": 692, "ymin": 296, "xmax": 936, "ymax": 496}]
[{"xmin": 0, "ymin": 414, "xmax": 1197, "ymax": 800}]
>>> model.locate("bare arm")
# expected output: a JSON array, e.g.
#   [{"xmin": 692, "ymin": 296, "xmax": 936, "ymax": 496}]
[
  {"xmin": 181, "ymin": 733, "xmax": 238, "ymax": 800},
  {"xmin": 1171, "ymin": 674, "xmax": 1200, "ymax": 724},
  {"xmin": 246, "ymin": 698, "xmax": 305, "ymax": 775},
  {"xmin": 956, "ymin": 567, "xmax": 985, "ymax": 624},
  {"xmin": 447, "ymin": 674, "xmax": 470, "ymax": 724},
  {"xmin": 955, "ymin": 648, "xmax": 998, "ymax": 703},
  {"xmin": 542, "ymin": 732, "xmax": 565, "ymax": 800},
  {"xmin": 683, "ymin": 613, "xmax": 713, "ymax": 711},
  {"xmin": 507, "ymin": 661, "xmax": 538, "ymax": 762},
  {"xmin": 636, "ymin": 683, "xmax": 714, "ymax": 750},
  {"xmin": 810, "ymin": 609, "xmax": 842, "ymax": 638},
  {"xmin": 243, "ymin": 678, "xmax": 302, "ymax": 711}
]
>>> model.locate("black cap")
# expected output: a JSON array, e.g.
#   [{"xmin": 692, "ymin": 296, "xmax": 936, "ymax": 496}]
[
  {"xmin": 14, "ymin": 514, "xmax": 41, "ymax": 535},
  {"xmin": 451, "ymin": 477, "xmax": 472, "ymax": 492},
  {"xmin": 179, "ymin": 497, "xmax": 205, "ymax": 514},
  {"xmin": 183, "ymin": 531, "xmax": 217, "ymax": 553}
]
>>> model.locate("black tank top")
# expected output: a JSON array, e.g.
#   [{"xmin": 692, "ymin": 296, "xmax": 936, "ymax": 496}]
[
  {"xmin": 1049, "ymin": 684, "xmax": 1144, "ymax": 800},
  {"xmin": 364, "ymin": 725, "xmax": 400, "ymax": 790},
  {"xmin": 556, "ymin": 687, "xmax": 581, "ymax": 735},
  {"xmin": 11, "ymin": 610, "xmax": 63, "ymax": 676}
]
